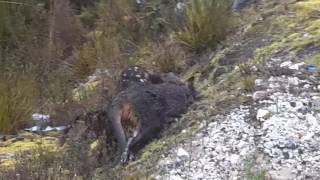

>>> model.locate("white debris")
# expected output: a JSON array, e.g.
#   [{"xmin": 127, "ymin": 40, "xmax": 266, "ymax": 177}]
[
  {"xmin": 280, "ymin": 61, "xmax": 292, "ymax": 68},
  {"xmin": 25, "ymin": 126, "xmax": 67, "ymax": 133},
  {"xmin": 25, "ymin": 126, "xmax": 40, "ymax": 132}
]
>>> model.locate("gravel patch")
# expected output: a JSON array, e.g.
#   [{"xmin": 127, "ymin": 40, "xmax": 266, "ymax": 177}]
[{"xmin": 156, "ymin": 60, "xmax": 320, "ymax": 179}]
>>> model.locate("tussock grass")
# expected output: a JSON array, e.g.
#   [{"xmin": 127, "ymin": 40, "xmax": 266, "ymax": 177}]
[
  {"xmin": 242, "ymin": 76, "xmax": 255, "ymax": 92},
  {"xmin": 178, "ymin": 0, "xmax": 235, "ymax": 50}
]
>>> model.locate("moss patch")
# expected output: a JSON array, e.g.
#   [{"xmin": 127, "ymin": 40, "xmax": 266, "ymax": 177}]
[
  {"xmin": 0, "ymin": 137, "xmax": 58, "ymax": 169},
  {"xmin": 295, "ymin": 0, "xmax": 320, "ymax": 17}
]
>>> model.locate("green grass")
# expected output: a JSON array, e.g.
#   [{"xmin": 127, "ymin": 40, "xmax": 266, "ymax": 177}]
[
  {"xmin": 244, "ymin": 157, "xmax": 267, "ymax": 180},
  {"xmin": 178, "ymin": 0, "xmax": 235, "ymax": 50}
]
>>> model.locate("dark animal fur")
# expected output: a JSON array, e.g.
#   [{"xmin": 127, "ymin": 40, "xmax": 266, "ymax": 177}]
[
  {"xmin": 118, "ymin": 66, "xmax": 188, "ymax": 90},
  {"xmin": 108, "ymin": 77, "xmax": 194, "ymax": 164},
  {"xmin": 118, "ymin": 66, "xmax": 152, "ymax": 91}
]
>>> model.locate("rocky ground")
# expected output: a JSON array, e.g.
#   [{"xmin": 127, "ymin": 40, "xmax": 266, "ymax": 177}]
[
  {"xmin": 155, "ymin": 58, "xmax": 320, "ymax": 179},
  {"xmin": 148, "ymin": 1, "xmax": 320, "ymax": 179}
]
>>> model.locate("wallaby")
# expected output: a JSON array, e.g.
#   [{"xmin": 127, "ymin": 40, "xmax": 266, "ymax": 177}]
[{"xmin": 108, "ymin": 72, "xmax": 195, "ymax": 164}]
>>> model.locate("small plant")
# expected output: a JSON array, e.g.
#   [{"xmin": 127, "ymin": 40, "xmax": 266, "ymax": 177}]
[
  {"xmin": 308, "ymin": 53, "xmax": 320, "ymax": 70},
  {"xmin": 242, "ymin": 76, "xmax": 255, "ymax": 92},
  {"xmin": 0, "ymin": 77, "xmax": 38, "ymax": 134},
  {"xmin": 244, "ymin": 157, "xmax": 268, "ymax": 180},
  {"xmin": 178, "ymin": 0, "xmax": 235, "ymax": 50}
]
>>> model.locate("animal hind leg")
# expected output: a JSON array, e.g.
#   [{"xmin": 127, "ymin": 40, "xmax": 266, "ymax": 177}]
[
  {"xmin": 128, "ymin": 122, "xmax": 161, "ymax": 154},
  {"xmin": 119, "ymin": 122, "xmax": 160, "ymax": 164},
  {"xmin": 120, "ymin": 129, "xmax": 139, "ymax": 164}
]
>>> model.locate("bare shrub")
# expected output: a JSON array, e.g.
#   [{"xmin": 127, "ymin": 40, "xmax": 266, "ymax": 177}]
[
  {"xmin": 0, "ymin": 76, "xmax": 38, "ymax": 134},
  {"xmin": 49, "ymin": 0, "xmax": 84, "ymax": 61}
]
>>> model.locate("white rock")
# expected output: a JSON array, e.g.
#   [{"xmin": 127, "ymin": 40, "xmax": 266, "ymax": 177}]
[
  {"xmin": 177, "ymin": 148, "xmax": 189, "ymax": 157},
  {"xmin": 255, "ymin": 79, "xmax": 264, "ymax": 86},
  {"xmin": 257, "ymin": 109, "xmax": 270, "ymax": 120},
  {"xmin": 280, "ymin": 61, "xmax": 292, "ymax": 68},
  {"xmin": 289, "ymin": 62, "xmax": 305, "ymax": 70},
  {"xmin": 176, "ymin": 2, "xmax": 186, "ymax": 10},
  {"xmin": 158, "ymin": 158, "xmax": 173, "ymax": 166},
  {"xmin": 302, "ymin": 132, "xmax": 314, "ymax": 141},
  {"xmin": 240, "ymin": 147, "xmax": 249, "ymax": 156},
  {"xmin": 297, "ymin": 113, "xmax": 304, "ymax": 119},
  {"xmin": 271, "ymin": 57, "xmax": 282, "ymax": 62},
  {"xmin": 264, "ymin": 141, "xmax": 274, "ymax": 149},
  {"xmin": 303, "ymin": 33, "xmax": 310, "ymax": 37},
  {"xmin": 304, "ymin": 84, "xmax": 311, "ymax": 89},
  {"xmin": 237, "ymin": 140, "xmax": 246, "ymax": 149},
  {"xmin": 306, "ymin": 114, "xmax": 318, "ymax": 128},
  {"xmin": 288, "ymin": 77, "xmax": 299, "ymax": 86},
  {"xmin": 268, "ymin": 167, "xmax": 296, "ymax": 180},
  {"xmin": 253, "ymin": 91, "xmax": 268, "ymax": 101},
  {"xmin": 170, "ymin": 175, "xmax": 184, "ymax": 180},
  {"xmin": 251, "ymin": 66, "xmax": 258, "ymax": 72},
  {"xmin": 193, "ymin": 173, "xmax": 204, "ymax": 179},
  {"xmin": 229, "ymin": 154, "xmax": 240, "ymax": 164},
  {"xmin": 181, "ymin": 129, "xmax": 187, "ymax": 133},
  {"xmin": 268, "ymin": 76, "xmax": 277, "ymax": 82}
]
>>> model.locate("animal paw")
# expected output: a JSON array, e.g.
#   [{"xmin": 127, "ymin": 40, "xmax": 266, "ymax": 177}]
[{"xmin": 120, "ymin": 151, "xmax": 129, "ymax": 164}]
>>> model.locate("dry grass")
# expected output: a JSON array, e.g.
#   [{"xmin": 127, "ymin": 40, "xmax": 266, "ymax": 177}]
[{"xmin": 136, "ymin": 40, "xmax": 186, "ymax": 73}]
